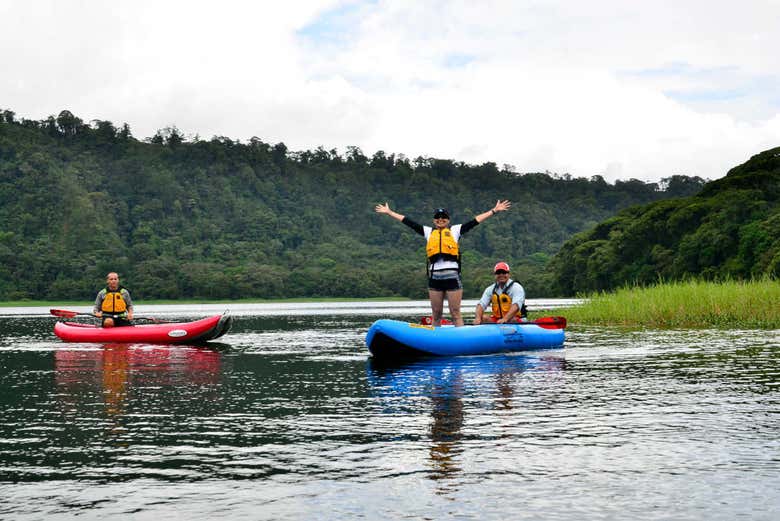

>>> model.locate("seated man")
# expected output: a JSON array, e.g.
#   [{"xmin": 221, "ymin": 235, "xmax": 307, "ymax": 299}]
[
  {"xmin": 94, "ymin": 272, "xmax": 134, "ymax": 327},
  {"xmin": 473, "ymin": 262, "xmax": 527, "ymax": 324}
]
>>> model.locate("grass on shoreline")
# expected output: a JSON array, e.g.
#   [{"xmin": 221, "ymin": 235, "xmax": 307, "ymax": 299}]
[{"xmin": 556, "ymin": 278, "xmax": 780, "ymax": 329}]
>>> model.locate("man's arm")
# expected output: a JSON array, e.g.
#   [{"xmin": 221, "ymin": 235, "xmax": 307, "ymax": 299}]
[
  {"xmin": 474, "ymin": 286, "xmax": 493, "ymax": 324},
  {"xmin": 123, "ymin": 290, "xmax": 134, "ymax": 320},
  {"xmin": 496, "ymin": 304, "xmax": 520, "ymax": 324},
  {"xmin": 93, "ymin": 291, "xmax": 104, "ymax": 316}
]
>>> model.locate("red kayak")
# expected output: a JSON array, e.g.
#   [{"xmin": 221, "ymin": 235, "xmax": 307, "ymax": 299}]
[{"xmin": 54, "ymin": 313, "xmax": 232, "ymax": 344}]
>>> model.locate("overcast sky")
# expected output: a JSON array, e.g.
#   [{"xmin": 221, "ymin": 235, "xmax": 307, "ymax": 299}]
[{"xmin": 2, "ymin": 0, "xmax": 779, "ymax": 182}]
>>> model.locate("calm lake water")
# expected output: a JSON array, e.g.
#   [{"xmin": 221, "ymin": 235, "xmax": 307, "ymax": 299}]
[{"xmin": 1, "ymin": 301, "xmax": 778, "ymax": 520}]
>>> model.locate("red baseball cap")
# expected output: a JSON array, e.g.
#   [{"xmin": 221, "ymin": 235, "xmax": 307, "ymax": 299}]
[{"xmin": 493, "ymin": 262, "xmax": 510, "ymax": 273}]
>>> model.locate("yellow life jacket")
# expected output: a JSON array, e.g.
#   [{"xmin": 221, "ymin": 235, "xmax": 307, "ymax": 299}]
[
  {"xmin": 101, "ymin": 288, "xmax": 128, "ymax": 313},
  {"xmin": 491, "ymin": 292, "xmax": 513, "ymax": 317},
  {"xmin": 426, "ymin": 228, "xmax": 459, "ymax": 262},
  {"xmin": 490, "ymin": 281, "xmax": 527, "ymax": 318}
]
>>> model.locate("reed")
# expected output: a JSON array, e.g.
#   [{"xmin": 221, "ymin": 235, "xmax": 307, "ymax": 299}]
[{"xmin": 556, "ymin": 278, "xmax": 780, "ymax": 329}]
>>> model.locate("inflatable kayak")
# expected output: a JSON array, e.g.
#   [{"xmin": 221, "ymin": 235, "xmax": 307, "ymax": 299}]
[
  {"xmin": 365, "ymin": 318, "xmax": 565, "ymax": 359},
  {"xmin": 54, "ymin": 313, "xmax": 232, "ymax": 344}
]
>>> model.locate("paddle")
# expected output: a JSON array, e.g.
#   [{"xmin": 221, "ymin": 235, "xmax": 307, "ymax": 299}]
[
  {"xmin": 420, "ymin": 315, "xmax": 567, "ymax": 328},
  {"xmin": 49, "ymin": 308, "xmax": 170, "ymax": 323},
  {"xmin": 132, "ymin": 316, "xmax": 172, "ymax": 324},
  {"xmin": 50, "ymin": 308, "xmax": 95, "ymax": 319},
  {"xmin": 533, "ymin": 316, "xmax": 567, "ymax": 329}
]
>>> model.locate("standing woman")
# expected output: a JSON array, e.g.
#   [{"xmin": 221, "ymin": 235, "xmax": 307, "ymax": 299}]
[{"xmin": 375, "ymin": 200, "xmax": 511, "ymax": 326}]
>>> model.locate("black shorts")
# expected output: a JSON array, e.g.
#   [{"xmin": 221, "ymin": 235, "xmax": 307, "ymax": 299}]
[
  {"xmin": 102, "ymin": 316, "xmax": 132, "ymax": 327},
  {"xmin": 428, "ymin": 274, "xmax": 463, "ymax": 291}
]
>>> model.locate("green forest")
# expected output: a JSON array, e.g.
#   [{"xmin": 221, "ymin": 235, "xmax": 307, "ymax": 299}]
[
  {"xmin": 548, "ymin": 146, "xmax": 780, "ymax": 295},
  {"xmin": 1, "ymin": 108, "xmax": 709, "ymax": 301}
]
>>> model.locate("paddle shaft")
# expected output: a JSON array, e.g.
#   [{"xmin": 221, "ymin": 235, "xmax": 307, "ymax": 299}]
[
  {"xmin": 49, "ymin": 308, "xmax": 166, "ymax": 323},
  {"xmin": 50, "ymin": 308, "xmax": 96, "ymax": 318}
]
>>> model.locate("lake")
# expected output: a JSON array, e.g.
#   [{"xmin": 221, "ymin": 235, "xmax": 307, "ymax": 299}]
[{"xmin": 1, "ymin": 301, "xmax": 778, "ymax": 520}]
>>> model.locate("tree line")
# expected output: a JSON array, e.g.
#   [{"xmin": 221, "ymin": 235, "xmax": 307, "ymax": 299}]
[{"xmin": 0, "ymin": 108, "xmax": 708, "ymax": 301}]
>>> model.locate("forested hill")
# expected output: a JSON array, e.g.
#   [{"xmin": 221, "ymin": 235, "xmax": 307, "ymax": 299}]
[
  {"xmin": 548, "ymin": 146, "xmax": 780, "ymax": 295},
  {"xmin": 0, "ymin": 109, "xmax": 706, "ymax": 300}
]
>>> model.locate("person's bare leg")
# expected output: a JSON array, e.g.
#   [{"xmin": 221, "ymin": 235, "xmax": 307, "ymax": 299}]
[
  {"xmin": 447, "ymin": 289, "xmax": 464, "ymax": 326},
  {"xmin": 429, "ymin": 290, "xmax": 445, "ymax": 326}
]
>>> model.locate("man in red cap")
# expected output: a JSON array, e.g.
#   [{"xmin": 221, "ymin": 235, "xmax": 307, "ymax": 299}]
[{"xmin": 473, "ymin": 261, "xmax": 526, "ymax": 324}]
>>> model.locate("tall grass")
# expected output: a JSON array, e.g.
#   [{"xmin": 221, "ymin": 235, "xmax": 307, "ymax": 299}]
[{"xmin": 556, "ymin": 278, "xmax": 780, "ymax": 329}]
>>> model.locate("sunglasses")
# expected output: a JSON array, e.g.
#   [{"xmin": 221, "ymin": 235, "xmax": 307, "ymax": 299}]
[
  {"xmin": 494, "ymin": 270, "xmax": 509, "ymax": 275},
  {"xmin": 433, "ymin": 215, "xmax": 449, "ymax": 219}
]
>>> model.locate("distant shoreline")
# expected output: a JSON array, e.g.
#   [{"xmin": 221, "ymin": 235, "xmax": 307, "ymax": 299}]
[{"xmin": 0, "ymin": 297, "xmax": 413, "ymax": 308}]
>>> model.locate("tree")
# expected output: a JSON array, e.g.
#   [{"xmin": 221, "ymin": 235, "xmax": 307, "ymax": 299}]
[{"xmin": 56, "ymin": 110, "xmax": 84, "ymax": 136}]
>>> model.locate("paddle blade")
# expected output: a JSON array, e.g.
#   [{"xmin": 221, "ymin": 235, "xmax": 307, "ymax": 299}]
[
  {"xmin": 50, "ymin": 309, "xmax": 80, "ymax": 318},
  {"xmin": 533, "ymin": 316, "xmax": 567, "ymax": 329}
]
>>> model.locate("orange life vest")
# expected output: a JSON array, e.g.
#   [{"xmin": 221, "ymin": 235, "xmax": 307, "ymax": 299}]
[
  {"xmin": 426, "ymin": 228, "xmax": 459, "ymax": 262},
  {"xmin": 101, "ymin": 288, "xmax": 128, "ymax": 313},
  {"xmin": 490, "ymin": 281, "xmax": 527, "ymax": 319},
  {"xmin": 491, "ymin": 291, "xmax": 513, "ymax": 317}
]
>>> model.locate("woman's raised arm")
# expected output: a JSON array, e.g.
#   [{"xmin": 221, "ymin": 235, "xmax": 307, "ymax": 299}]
[{"xmin": 375, "ymin": 202, "xmax": 405, "ymax": 222}]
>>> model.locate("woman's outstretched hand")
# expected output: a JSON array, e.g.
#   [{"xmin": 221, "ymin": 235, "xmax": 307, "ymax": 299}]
[
  {"xmin": 375, "ymin": 202, "xmax": 392, "ymax": 214},
  {"xmin": 493, "ymin": 199, "xmax": 511, "ymax": 213},
  {"xmin": 375, "ymin": 202, "xmax": 404, "ymax": 221},
  {"xmin": 476, "ymin": 199, "xmax": 511, "ymax": 223}
]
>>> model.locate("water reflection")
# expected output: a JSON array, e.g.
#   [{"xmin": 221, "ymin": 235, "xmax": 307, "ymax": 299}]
[
  {"xmin": 429, "ymin": 369, "xmax": 464, "ymax": 483},
  {"xmin": 366, "ymin": 353, "xmax": 566, "ymax": 491},
  {"xmin": 54, "ymin": 345, "xmax": 223, "ymax": 436}
]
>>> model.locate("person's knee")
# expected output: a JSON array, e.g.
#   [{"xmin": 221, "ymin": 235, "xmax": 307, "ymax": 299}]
[{"xmin": 103, "ymin": 318, "xmax": 115, "ymax": 328}]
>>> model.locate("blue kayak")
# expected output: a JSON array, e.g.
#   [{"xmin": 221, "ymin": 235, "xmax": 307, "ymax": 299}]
[{"xmin": 365, "ymin": 318, "xmax": 565, "ymax": 359}]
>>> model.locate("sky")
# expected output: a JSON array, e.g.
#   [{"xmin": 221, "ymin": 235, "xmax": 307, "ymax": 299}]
[{"xmin": 1, "ymin": 0, "xmax": 779, "ymax": 182}]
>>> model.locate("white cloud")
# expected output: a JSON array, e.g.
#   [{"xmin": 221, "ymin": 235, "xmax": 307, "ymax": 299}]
[{"xmin": 1, "ymin": 0, "xmax": 779, "ymax": 182}]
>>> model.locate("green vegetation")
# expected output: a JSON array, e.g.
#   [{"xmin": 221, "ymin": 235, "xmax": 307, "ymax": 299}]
[
  {"xmin": 0, "ymin": 296, "xmax": 411, "ymax": 307},
  {"xmin": 557, "ymin": 279, "xmax": 780, "ymax": 329},
  {"xmin": 0, "ymin": 300, "xmax": 87, "ymax": 307},
  {"xmin": 548, "ymin": 147, "xmax": 780, "ymax": 295},
  {"xmin": 0, "ymin": 108, "xmax": 705, "ymax": 301}
]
